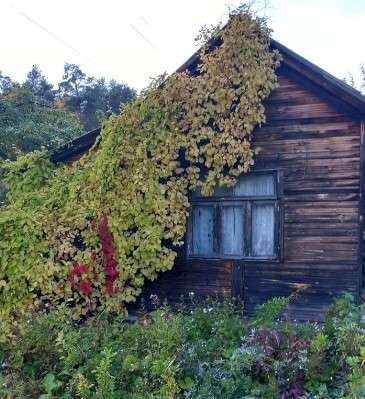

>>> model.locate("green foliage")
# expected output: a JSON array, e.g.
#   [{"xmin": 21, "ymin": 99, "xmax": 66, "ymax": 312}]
[
  {"xmin": 1, "ymin": 150, "xmax": 57, "ymax": 202},
  {"xmin": 94, "ymin": 349, "xmax": 115, "ymax": 399},
  {"xmin": 0, "ymin": 63, "xmax": 135, "ymax": 161},
  {"xmin": 1, "ymin": 296, "xmax": 365, "ymax": 398},
  {"xmin": 58, "ymin": 63, "xmax": 136, "ymax": 130},
  {"xmin": 0, "ymin": 6, "xmax": 280, "ymax": 341},
  {"xmin": 24, "ymin": 64, "xmax": 55, "ymax": 103},
  {"xmin": 0, "ymin": 66, "xmax": 81, "ymax": 204},
  {"xmin": 253, "ymin": 295, "xmax": 291, "ymax": 328},
  {"xmin": 0, "ymin": 85, "xmax": 82, "ymax": 160}
]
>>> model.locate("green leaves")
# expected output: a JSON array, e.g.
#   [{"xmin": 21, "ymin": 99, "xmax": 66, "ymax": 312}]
[
  {"xmin": 0, "ymin": 85, "xmax": 82, "ymax": 160},
  {"xmin": 40, "ymin": 372, "xmax": 62, "ymax": 398}
]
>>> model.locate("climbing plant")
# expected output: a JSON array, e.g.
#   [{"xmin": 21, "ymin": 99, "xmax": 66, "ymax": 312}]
[{"xmin": 0, "ymin": 6, "xmax": 281, "ymax": 341}]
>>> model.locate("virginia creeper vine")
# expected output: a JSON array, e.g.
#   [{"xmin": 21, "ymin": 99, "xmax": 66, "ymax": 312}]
[{"xmin": 0, "ymin": 6, "xmax": 280, "ymax": 341}]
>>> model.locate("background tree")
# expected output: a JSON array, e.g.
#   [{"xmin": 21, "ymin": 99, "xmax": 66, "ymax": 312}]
[
  {"xmin": 360, "ymin": 64, "xmax": 365, "ymax": 92},
  {"xmin": 0, "ymin": 64, "xmax": 135, "ymax": 202},
  {"xmin": 0, "ymin": 71, "xmax": 13, "ymax": 94},
  {"xmin": 0, "ymin": 63, "xmax": 136, "ymax": 159},
  {"xmin": 58, "ymin": 63, "xmax": 86, "ymax": 99},
  {"xmin": 0, "ymin": 85, "xmax": 82, "ymax": 160},
  {"xmin": 24, "ymin": 65, "xmax": 54, "ymax": 103},
  {"xmin": 57, "ymin": 63, "xmax": 136, "ymax": 130}
]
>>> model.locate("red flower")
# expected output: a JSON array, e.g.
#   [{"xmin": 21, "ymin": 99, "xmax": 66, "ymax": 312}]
[
  {"xmin": 91, "ymin": 252, "xmax": 97, "ymax": 261},
  {"xmin": 77, "ymin": 280, "xmax": 93, "ymax": 295}
]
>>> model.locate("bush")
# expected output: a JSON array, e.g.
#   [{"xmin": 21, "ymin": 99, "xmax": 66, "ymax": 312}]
[{"xmin": 0, "ymin": 295, "xmax": 364, "ymax": 398}]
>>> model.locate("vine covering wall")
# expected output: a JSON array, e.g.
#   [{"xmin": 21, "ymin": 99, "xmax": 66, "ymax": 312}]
[{"xmin": 0, "ymin": 7, "xmax": 280, "ymax": 341}]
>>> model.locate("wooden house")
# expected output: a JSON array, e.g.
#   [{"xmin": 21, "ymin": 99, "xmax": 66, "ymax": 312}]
[{"xmin": 52, "ymin": 39, "xmax": 365, "ymax": 320}]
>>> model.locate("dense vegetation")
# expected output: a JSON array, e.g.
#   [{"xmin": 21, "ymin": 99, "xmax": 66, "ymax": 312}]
[
  {"xmin": 0, "ymin": 6, "xmax": 280, "ymax": 341},
  {"xmin": 0, "ymin": 84, "xmax": 82, "ymax": 160},
  {"xmin": 1, "ymin": 294, "xmax": 365, "ymax": 398},
  {"xmin": 0, "ymin": 64, "xmax": 136, "ymax": 160}
]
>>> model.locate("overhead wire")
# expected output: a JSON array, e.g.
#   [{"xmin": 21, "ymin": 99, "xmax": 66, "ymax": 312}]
[{"xmin": 8, "ymin": 2, "xmax": 97, "ymax": 63}]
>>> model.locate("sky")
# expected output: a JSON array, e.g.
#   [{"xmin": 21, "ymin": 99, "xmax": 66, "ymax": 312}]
[{"xmin": 0, "ymin": 0, "xmax": 364, "ymax": 91}]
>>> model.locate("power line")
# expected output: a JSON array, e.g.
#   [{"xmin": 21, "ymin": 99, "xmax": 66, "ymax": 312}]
[
  {"xmin": 129, "ymin": 23, "xmax": 160, "ymax": 54},
  {"xmin": 8, "ymin": 2, "xmax": 95, "ymax": 63}
]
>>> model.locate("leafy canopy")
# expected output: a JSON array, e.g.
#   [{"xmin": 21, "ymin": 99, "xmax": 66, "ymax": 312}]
[
  {"xmin": 0, "ymin": 7, "xmax": 280, "ymax": 342},
  {"xmin": 0, "ymin": 85, "xmax": 82, "ymax": 160}
]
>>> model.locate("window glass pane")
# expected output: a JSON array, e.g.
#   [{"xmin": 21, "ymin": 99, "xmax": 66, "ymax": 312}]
[
  {"xmin": 192, "ymin": 206, "xmax": 214, "ymax": 255},
  {"xmin": 252, "ymin": 204, "xmax": 275, "ymax": 257},
  {"xmin": 221, "ymin": 206, "xmax": 244, "ymax": 255},
  {"xmin": 234, "ymin": 174, "xmax": 275, "ymax": 197},
  {"xmin": 191, "ymin": 173, "xmax": 276, "ymax": 199}
]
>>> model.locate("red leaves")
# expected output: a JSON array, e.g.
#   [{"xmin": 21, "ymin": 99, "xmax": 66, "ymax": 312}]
[
  {"xmin": 68, "ymin": 262, "xmax": 89, "ymax": 282},
  {"xmin": 73, "ymin": 263, "xmax": 89, "ymax": 275},
  {"xmin": 68, "ymin": 262, "xmax": 92, "ymax": 296},
  {"xmin": 77, "ymin": 280, "xmax": 93, "ymax": 295},
  {"xmin": 98, "ymin": 214, "xmax": 120, "ymax": 295},
  {"xmin": 67, "ymin": 215, "xmax": 121, "ymax": 299},
  {"xmin": 105, "ymin": 279, "xmax": 114, "ymax": 295}
]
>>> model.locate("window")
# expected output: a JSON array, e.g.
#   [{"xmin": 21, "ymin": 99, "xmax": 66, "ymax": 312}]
[{"xmin": 188, "ymin": 171, "xmax": 280, "ymax": 260}]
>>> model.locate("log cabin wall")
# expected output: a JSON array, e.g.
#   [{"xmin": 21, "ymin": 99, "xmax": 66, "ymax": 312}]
[
  {"xmin": 142, "ymin": 64, "xmax": 364, "ymax": 320},
  {"xmin": 51, "ymin": 57, "xmax": 365, "ymax": 320}
]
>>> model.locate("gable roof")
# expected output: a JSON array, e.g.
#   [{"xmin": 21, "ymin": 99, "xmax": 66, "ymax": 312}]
[
  {"xmin": 52, "ymin": 38, "xmax": 365, "ymax": 164},
  {"xmin": 272, "ymin": 40, "xmax": 365, "ymax": 114},
  {"xmin": 178, "ymin": 38, "xmax": 365, "ymax": 114}
]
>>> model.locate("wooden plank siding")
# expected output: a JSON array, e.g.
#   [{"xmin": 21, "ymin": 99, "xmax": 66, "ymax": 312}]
[{"xmin": 141, "ymin": 64, "xmax": 363, "ymax": 320}]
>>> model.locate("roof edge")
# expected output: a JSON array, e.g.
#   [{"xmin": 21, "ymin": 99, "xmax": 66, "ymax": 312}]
[
  {"xmin": 53, "ymin": 36, "xmax": 365, "ymax": 164},
  {"xmin": 51, "ymin": 127, "xmax": 101, "ymax": 163},
  {"xmin": 272, "ymin": 40, "xmax": 365, "ymax": 114}
]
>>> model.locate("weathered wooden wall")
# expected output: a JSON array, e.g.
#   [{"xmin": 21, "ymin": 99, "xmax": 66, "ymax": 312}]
[{"xmin": 142, "ymin": 64, "xmax": 363, "ymax": 320}]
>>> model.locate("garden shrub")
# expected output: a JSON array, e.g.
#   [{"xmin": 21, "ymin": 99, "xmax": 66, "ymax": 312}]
[
  {"xmin": 1, "ymin": 295, "xmax": 365, "ymax": 399},
  {"xmin": 0, "ymin": 5, "xmax": 281, "ymax": 342}
]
